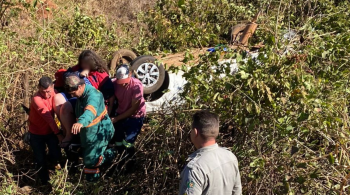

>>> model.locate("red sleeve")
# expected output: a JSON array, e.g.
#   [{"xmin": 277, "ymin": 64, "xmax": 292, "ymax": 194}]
[
  {"xmin": 71, "ymin": 65, "xmax": 80, "ymax": 72},
  {"xmin": 91, "ymin": 71, "xmax": 109, "ymax": 90},
  {"xmin": 32, "ymin": 96, "xmax": 60, "ymax": 134},
  {"xmin": 97, "ymin": 72, "xmax": 109, "ymax": 89}
]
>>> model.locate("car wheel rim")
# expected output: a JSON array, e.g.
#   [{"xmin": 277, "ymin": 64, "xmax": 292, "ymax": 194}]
[{"xmin": 136, "ymin": 63, "xmax": 160, "ymax": 88}]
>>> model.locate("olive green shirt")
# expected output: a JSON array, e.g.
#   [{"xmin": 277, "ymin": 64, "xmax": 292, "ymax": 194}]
[{"xmin": 179, "ymin": 144, "xmax": 242, "ymax": 195}]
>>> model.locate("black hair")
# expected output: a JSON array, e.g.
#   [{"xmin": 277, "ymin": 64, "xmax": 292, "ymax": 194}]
[
  {"xmin": 192, "ymin": 110, "xmax": 220, "ymax": 139},
  {"xmin": 38, "ymin": 76, "xmax": 53, "ymax": 89},
  {"xmin": 78, "ymin": 50, "xmax": 109, "ymax": 74}
]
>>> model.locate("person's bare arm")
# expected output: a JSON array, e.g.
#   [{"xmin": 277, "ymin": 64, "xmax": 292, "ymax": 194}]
[
  {"xmin": 80, "ymin": 70, "xmax": 89, "ymax": 77},
  {"xmin": 111, "ymin": 98, "xmax": 140, "ymax": 123}
]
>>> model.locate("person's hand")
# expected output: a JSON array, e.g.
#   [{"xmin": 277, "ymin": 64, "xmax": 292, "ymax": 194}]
[
  {"xmin": 111, "ymin": 117, "xmax": 119, "ymax": 123},
  {"xmin": 80, "ymin": 70, "xmax": 89, "ymax": 77},
  {"xmin": 72, "ymin": 123, "xmax": 83, "ymax": 134},
  {"xmin": 56, "ymin": 134, "xmax": 64, "ymax": 143}
]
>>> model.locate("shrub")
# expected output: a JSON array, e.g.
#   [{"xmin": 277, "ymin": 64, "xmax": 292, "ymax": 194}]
[
  {"xmin": 0, "ymin": 0, "xmax": 349, "ymax": 194},
  {"xmin": 141, "ymin": 0, "xmax": 256, "ymax": 52},
  {"xmin": 177, "ymin": 1, "xmax": 350, "ymax": 193}
]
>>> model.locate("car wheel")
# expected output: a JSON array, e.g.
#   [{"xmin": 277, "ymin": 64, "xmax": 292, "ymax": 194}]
[
  {"xmin": 110, "ymin": 49, "xmax": 137, "ymax": 74},
  {"xmin": 143, "ymin": 71, "xmax": 169, "ymax": 102},
  {"xmin": 131, "ymin": 55, "xmax": 165, "ymax": 95}
]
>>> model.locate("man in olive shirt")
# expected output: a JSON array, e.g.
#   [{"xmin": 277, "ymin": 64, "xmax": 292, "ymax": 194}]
[{"xmin": 179, "ymin": 111, "xmax": 242, "ymax": 195}]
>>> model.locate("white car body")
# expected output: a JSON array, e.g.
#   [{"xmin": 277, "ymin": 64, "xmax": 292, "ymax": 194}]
[
  {"xmin": 144, "ymin": 31, "xmax": 294, "ymax": 113},
  {"xmin": 144, "ymin": 57, "xmax": 245, "ymax": 113},
  {"xmin": 145, "ymin": 70, "xmax": 187, "ymax": 113}
]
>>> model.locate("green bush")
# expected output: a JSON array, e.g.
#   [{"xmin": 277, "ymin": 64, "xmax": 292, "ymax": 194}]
[
  {"xmin": 177, "ymin": 1, "xmax": 350, "ymax": 193},
  {"xmin": 0, "ymin": 0, "xmax": 350, "ymax": 194},
  {"xmin": 142, "ymin": 0, "xmax": 256, "ymax": 52},
  {"xmin": 62, "ymin": 8, "xmax": 116, "ymax": 49}
]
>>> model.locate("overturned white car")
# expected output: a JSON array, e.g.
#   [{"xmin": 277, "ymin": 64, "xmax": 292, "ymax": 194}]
[{"xmin": 109, "ymin": 49, "xmax": 261, "ymax": 114}]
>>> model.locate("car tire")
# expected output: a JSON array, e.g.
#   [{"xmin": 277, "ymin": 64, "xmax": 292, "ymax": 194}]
[
  {"xmin": 131, "ymin": 55, "xmax": 165, "ymax": 95},
  {"xmin": 110, "ymin": 49, "xmax": 137, "ymax": 73},
  {"xmin": 143, "ymin": 71, "xmax": 169, "ymax": 102}
]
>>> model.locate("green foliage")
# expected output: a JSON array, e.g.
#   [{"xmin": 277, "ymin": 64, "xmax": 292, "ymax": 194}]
[
  {"xmin": 141, "ymin": 0, "xmax": 256, "ymax": 52},
  {"xmin": 0, "ymin": 2, "xmax": 138, "ymax": 193},
  {"xmin": 0, "ymin": 0, "xmax": 17, "ymax": 25},
  {"xmin": 62, "ymin": 8, "xmax": 116, "ymax": 49},
  {"xmin": 0, "ymin": 178, "xmax": 17, "ymax": 195},
  {"xmin": 0, "ymin": 0, "xmax": 350, "ymax": 194},
  {"xmin": 177, "ymin": 1, "xmax": 350, "ymax": 193}
]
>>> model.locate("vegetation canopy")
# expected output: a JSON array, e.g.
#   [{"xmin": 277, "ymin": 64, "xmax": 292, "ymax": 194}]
[{"xmin": 0, "ymin": 0, "xmax": 349, "ymax": 194}]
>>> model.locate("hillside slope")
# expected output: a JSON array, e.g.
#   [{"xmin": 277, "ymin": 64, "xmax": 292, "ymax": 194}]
[{"xmin": 0, "ymin": 0, "xmax": 349, "ymax": 194}]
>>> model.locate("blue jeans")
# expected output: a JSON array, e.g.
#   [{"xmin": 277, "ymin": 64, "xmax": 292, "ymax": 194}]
[
  {"xmin": 29, "ymin": 133, "xmax": 61, "ymax": 184},
  {"xmin": 112, "ymin": 117, "xmax": 144, "ymax": 148}
]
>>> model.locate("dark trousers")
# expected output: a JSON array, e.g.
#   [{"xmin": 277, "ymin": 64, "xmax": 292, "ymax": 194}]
[
  {"xmin": 108, "ymin": 117, "xmax": 143, "ymax": 175},
  {"xmin": 63, "ymin": 134, "xmax": 81, "ymax": 163},
  {"xmin": 111, "ymin": 117, "xmax": 144, "ymax": 147},
  {"xmin": 29, "ymin": 133, "xmax": 61, "ymax": 184}
]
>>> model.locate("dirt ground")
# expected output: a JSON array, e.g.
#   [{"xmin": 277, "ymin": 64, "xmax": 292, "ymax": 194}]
[
  {"xmin": 154, "ymin": 45, "xmax": 242, "ymax": 67},
  {"xmin": 154, "ymin": 47, "xmax": 210, "ymax": 67}
]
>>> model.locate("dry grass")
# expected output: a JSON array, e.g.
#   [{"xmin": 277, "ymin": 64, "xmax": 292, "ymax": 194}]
[
  {"xmin": 77, "ymin": 0, "xmax": 155, "ymax": 24},
  {"xmin": 1, "ymin": 0, "xmax": 349, "ymax": 194},
  {"xmin": 0, "ymin": 0, "xmax": 170, "ymax": 194},
  {"xmin": 74, "ymin": 0, "xmax": 156, "ymax": 47}
]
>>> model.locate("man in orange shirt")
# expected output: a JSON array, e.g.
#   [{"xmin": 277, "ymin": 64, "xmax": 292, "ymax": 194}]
[{"xmin": 28, "ymin": 76, "xmax": 63, "ymax": 185}]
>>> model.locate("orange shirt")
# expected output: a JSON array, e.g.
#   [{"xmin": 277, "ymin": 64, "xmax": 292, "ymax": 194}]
[{"xmin": 28, "ymin": 90, "xmax": 59, "ymax": 135}]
